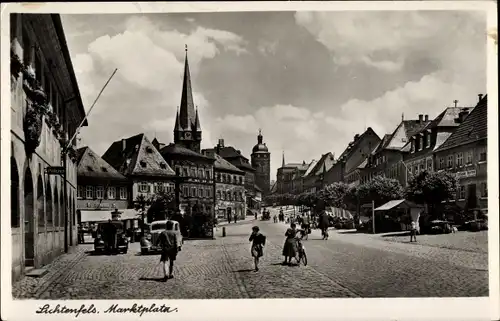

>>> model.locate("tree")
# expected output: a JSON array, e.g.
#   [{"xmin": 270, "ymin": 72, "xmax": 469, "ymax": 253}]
[
  {"xmin": 357, "ymin": 176, "xmax": 404, "ymax": 207},
  {"xmin": 405, "ymin": 170, "xmax": 457, "ymax": 218},
  {"xmin": 323, "ymin": 182, "xmax": 350, "ymax": 208},
  {"xmin": 146, "ymin": 190, "xmax": 176, "ymax": 222},
  {"xmin": 343, "ymin": 186, "xmax": 359, "ymax": 211}
]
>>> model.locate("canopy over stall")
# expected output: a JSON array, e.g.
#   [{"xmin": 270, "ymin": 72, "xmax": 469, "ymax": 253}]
[{"xmin": 374, "ymin": 199, "xmax": 424, "ymax": 211}]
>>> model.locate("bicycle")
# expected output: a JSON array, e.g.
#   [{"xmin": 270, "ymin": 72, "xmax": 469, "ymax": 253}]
[{"xmin": 295, "ymin": 236, "xmax": 308, "ymax": 266}]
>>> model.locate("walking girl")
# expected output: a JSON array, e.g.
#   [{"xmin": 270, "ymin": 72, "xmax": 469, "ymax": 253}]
[{"xmin": 249, "ymin": 226, "xmax": 266, "ymax": 271}]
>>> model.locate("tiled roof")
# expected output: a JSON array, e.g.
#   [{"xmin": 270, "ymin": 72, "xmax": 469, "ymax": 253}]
[
  {"xmin": 102, "ymin": 133, "xmax": 176, "ymax": 177},
  {"xmin": 338, "ymin": 127, "xmax": 379, "ymax": 160},
  {"xmin": 372, "ymin": 134, "xmax": 392, "ymax": 155},
  {"xmin": 77, "ymin": 147, "xmax": 128, "ymax": 181},
  {"xmin": 213, "ymin": 153, "xmax": 244, "ymax": 174},
  {"xmin": 303, "ymin": 160, "xmax": 317, "ymax": 177},
  {"xmin": 217, "ymin": 146, "xmax": 247, "ymax": 159},
  {"xmin": 213, "ymin": 146, "xmax": 255, "ymax": 171},
  {"xmin": 435, "ymin": 95, "xmax": 487, "ymax": 152},
  {"xmin": 304, "ymin": 153, "xmax": 335, "ymax": 177},
  {"xmin": 383, "ymin": 120, "xmax": 430, "ymax": 151},
  {"xmin": 161, "ymin": 143, "xmax": 212, "ymax": 160}
]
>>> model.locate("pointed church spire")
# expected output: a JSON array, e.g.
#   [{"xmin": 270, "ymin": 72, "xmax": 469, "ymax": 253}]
[
  {"xmin": 174, "ymin": 107, "xmax": 183, "ymax": 131},
  {"xmin": 282, "ymin": 151, "xmax": 285, "ymax": 167},
  {"xmin": 194, "ymin": 106, "xmax": 201, "ymax": 131},
  {"xmin": 179, "ymin": 44, "xmax": 196, "ymax": 130}
]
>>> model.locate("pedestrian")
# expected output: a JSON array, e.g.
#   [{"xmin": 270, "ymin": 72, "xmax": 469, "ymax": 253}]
[
  {"xmin": 157, "ymin": 220, "xmax": 179, "ymax": 281},
  {"xmin": 249, "ymin": 226, "xmax": 266, "ymax": 271},
  {"xmin": 227, "ymin": 213, "xmax": 232, "ymax": 224},
  {"xmin": 78, "ymin": 223, "xmax": 85, "ymax": 244},
  {"xmin": 234, "ymin": 213, "xmax": 238, "ymax": 224},
  {"xmin": 318, "ymin": 211, "xmax": 329, "ymax": 240},
  {"xmin": 410, "ymin": 220, "xmax": 417, "ymax": 242},
  {"xmin": 282, "ymin": 223, "xmax": 298, "ymax": 266},
  {"xmin": 254, "ymin": 211, "xmax": 258, "ymax": 220}
]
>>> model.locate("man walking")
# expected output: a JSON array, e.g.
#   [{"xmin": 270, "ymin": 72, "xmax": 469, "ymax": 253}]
[
  {"xmin": 157, "ymin": 221, "xmax": 179, "ymax": 281},
  {"xmin": 409, "ymin": 220, "xmax": 417, "ymax": 242}
]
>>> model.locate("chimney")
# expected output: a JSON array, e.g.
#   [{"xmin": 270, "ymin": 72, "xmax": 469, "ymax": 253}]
[
  {"xmin": 418, "ymin": 114, "xmax": 423, "ymax": 123},
  {"xmin": 453, "ymin": 99, "xmax": 459, "ymax": 108},
  {"xmin": 478, "ymin": 94, "xmax": 483, "ymax": 102},
  {"xmin": 121, "ymin": 139, "xmax": 126, "ymax": 152},
  {"xmin": 354, "ymin": 134, "xmax": 360, "ymax": 141},
  {"xmin": 424, "ymin": 114, "xmax": 429, "ymax": 121},
  {"xmin": 218, "ymin": 139, "xmax": 224, "ymax": 148},
  {"xmin": 457, "ymin": 108, "xmax": 470, "ymax": 123}
]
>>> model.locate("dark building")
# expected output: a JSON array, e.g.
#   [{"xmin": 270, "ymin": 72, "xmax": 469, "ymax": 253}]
[
  {"xmin": 434, "ymin": 95, "xmax": 487, "ymax": 210},
  {"xmin": 324, "ymin": 128, "xmax": 380, "ymax": 187},
  {"xmin": 277, "ymin": 153, "xmax": 310, "ymax": 194},
  {"xmin": 251, "ymin": 130, "xmax": 271, "ymax": 196},
  {"xmin": 202, "ymin": 150, "xmax": 246, "ymax": 221},
  {"xmin": 211, "ymin": 139, "xmax": 259, "ymax": 213},
  {"xmin": 10, "ymin": 14, "xmax": 86, "ymax": 281},
  {"xmin": 303, "ymin": 153, "xmax": 336, "ymax": 193}
]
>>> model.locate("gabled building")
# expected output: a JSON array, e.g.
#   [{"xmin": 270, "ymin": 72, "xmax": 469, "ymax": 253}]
[
  {"xmin": 434, "ymin": 95, "xmax": 487, "ymax": 210},
  {"xmin": 303, "ymin": 153, "xmax": 336, "ymax": 192},
  {"xmin": 324, "ymin": 128, "xmax": 380, "ymax": 186},
  {"xmin": 76, "ymin": 147, "xmax": 137, "ymax": 229},
  {"xmin": 10, "ymin": 14, "xmax": 86, "ymax": 280},
  {"xmin": 276, "ymin": 152, "xmax": 309, "ymax": 195},
  {"xmin": 211, "ymin": 139, "xmax": 258, "ymax": 211},
  {"xmin": 201, "ymin": 150, "xmax": 245, "ymax": 220},
  {"xmin": 364, "ymin": 117, "xmax": 430, "ymax": 187},
  {"xmin": 403, "ymin": 102, "xmax": 473, "ymax": 180},
  {"xmin": 102, "ymin": 133, "xmax": 176, "ymax": 211},
  {"xmin": 291, "ymin": 161, "xmax": 311, "ymax": 194}
]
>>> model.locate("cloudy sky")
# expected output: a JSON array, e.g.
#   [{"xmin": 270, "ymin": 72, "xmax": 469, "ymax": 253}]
[{"xmin": 61, "ymin": 10, "xmax": 486, "ymax": 180}]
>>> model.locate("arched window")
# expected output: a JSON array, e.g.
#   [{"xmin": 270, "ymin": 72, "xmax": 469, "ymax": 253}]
[
  {"xmin": 11, "ymin": 157, "xmax": 20, "ymax": 228},
  {"xmin": 37, "ymin": 175, "xmax": 45, "ymax": 231}
]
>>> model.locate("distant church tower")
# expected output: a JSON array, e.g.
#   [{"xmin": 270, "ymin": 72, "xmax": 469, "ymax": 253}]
[
  {"xmin": 251, "ymin": 129, "xmax": 271, "ymax": 196},
  {"xmin": 173, "ymin": 45, "xmax": 202, "ymax": 153}
]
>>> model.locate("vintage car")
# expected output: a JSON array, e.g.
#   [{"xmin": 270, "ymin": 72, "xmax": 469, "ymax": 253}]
[
  {"xmin": 140, "ymin": 220, "xmax": 183, "ymax": 255},
  {"xmin": 94, "ymin": 220, "xmax": 129, "ymax": 254}
]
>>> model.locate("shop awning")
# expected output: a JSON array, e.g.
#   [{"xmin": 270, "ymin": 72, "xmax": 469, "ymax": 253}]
[
  {"xmin": 374, "ymin": 199, "xmax": 424, "ymax": 211},
  {"xmin": 80, "ymin": 209, "xmax": 140, "ymax": 223}
]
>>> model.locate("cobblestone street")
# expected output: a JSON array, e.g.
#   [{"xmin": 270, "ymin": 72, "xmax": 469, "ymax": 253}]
[{"xmin": 12, "ymin": 218, "xmax": 488, "ymax": 299}]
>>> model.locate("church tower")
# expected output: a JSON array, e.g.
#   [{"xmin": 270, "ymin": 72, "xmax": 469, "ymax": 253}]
[
  {"xmin": 251, "ymin": 129, "xmax": 271, "ymax": 196},
  {"xmin": 173, "ymin": 45, "xmax": 202, "ymax": 153}
]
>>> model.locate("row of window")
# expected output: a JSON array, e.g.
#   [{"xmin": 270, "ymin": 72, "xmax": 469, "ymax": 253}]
[
  {"xmin": 407, "ymin": 158, "xmax": 433, "ymax": 175},
  {"xmin": 181, "ymin": 186, "xmax": 212, "ymax": 198},
  {"xmin": 174, "ymin": 166, "xmax": 212, "ymax": 179},
  {"xmin": 216, "ymin": 190, "xmax": 245, "ymax": 202},
  {"xmin": 216, "ymin": 173, "xmax": 244, "ymax": 185},
  {"xmin": 78, "ymin": 186, "xmax": 128, "ymax": 200},
  {"xmin": 437, "ymin": 149, "xmax": 486, "ymax": 170},
  {"xmin": 455, "ymin": 182, "xmax": 487, "ymax": 200},
  {"xmin": 138, "ymin": 183, "xmax": 174, "ymax": 194}
]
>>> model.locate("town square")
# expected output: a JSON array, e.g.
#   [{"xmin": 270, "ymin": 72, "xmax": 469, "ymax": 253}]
[{"xmin": 5, "ymin": 7, "xmax": 493, "ymax": 303}]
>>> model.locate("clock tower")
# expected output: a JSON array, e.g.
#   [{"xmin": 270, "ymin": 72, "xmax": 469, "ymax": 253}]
[
  {"xmin": 173, "ymin": 45, "xmax": 202, "ymax": 153},
  {"xmin": 251, "ymin": 129, "xmax": 271, "ymax": 196}
]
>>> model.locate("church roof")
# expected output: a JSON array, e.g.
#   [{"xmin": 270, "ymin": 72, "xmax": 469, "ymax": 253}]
[
  {"xmin": 77, "ymin": 147, "xmax": 128, "ymax": 181},
  {"xmin": 102, "ymin": 133, "xmax": 176, "ymax": 177},
  {"xmin": 178, "ymin": 47, "xmax": 197, "ymax": 132}
]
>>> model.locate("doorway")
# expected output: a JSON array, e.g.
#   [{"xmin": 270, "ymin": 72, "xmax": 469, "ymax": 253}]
[{"xmin": 24, "ymin": 168, "xmax": 35, "ymax": 267}]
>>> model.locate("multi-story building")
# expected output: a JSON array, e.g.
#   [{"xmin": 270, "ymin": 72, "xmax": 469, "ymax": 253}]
[
  {"xmin": 212, "ymin": 139, "xmax": 258, "ymax": 213},
  {"xmin": 76, "ymin": 147, "xmax": 138, "ymax": 229},
  {"xmin": 276, "ymin": 153, "xmax": 309, "ymax": 195},
  {"xmin": 403, "ymin": 103, "xmax": 473, "ymax": 181},
  {"xmin": 291, "ymin": 161, "xmax": 312, "ymax": 195},
  {"xmin": 363, "ymin": 117, "xmax": 430, "ymax": 187},
  {"xmin": 325, "ymin": 128, "xmax": 380, "ymax": 187},
  {"xmin": 203, "ymin": 150, "xmax": 246, "ymax": 220},
  {"xmin": 251, "ymin": 130, "xmax": 271, "ymax": 197},
  {"xmin": 303, "ymin": 153, "xmax": 336, "ymax": 193},
  {"xmin": 102, "ymin": 133, "xmax": 176, "ymax": 218},
  {"xmin": 434, "ymin": 95, "xmax": 487, "ymax": 210},
  {"xmin": 10, "ymin": 14, "xmax": 85, "ymax": 280}
]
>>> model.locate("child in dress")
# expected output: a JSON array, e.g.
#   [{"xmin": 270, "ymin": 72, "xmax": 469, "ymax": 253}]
[{"xmin": 249, "ymin": 226, "xmax": 266, "ymax": 271}]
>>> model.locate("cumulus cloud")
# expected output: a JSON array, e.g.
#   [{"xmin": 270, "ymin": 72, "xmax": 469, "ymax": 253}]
[{"xmin": 68, "ymin": 15, "xmax": 247, "ymax": 155}]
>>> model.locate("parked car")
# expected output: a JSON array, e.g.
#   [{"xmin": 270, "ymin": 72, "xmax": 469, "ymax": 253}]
[
  {"xmin": 140, "ymin": 220, "xmax": 183, "ymax": 255},
  {"xmin": 460, "ymin": 219, "xmax": 488, "ymax": 232},
  {"xmin": 94, "ymin": 220, "xmax": 129, "ymax": 254},
  {"xmin": 427, "ymin": 220, "xmax": 453, "ymax": 234}
]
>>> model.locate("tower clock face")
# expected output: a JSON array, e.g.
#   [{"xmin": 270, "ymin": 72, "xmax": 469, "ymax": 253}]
[{"xmin": 185, "ymin": 132, "xmax": 191, "ymax": 139}]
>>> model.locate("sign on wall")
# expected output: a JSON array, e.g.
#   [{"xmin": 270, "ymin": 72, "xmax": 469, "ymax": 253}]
[
  {"xmin": 456, "ymin": 170, "xmax": 477, "ymax": 179},
  {"xmin": 46, "ymin": 166, "xmax": 65, "ymax": 175}
]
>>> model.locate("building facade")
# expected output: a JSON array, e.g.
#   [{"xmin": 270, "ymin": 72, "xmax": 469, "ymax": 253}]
[
  {"xmin": 10, "ymin": 14, "xmax": 85, "ymax": 281},
  {"xmin": 303, "ymin": 153, "xmax": 336, "ymax": 192},
  {"xmin": 203, "ymin": 150, "xmax": 246, "ymax": 220},
  {"xmin": 325, "ymin": 128, "xmax": 380, "ymax": 186},
  {"xmin": 102, "ymin": 134, "xmax": 176, "ymax": 223},
  {"xmin": 76, "ymin": 147, "xmax": 138, "ymax": 228},
  {"xmin": 434, "ymin": 95, "xmax": 488, "ymax": 210},
  {"xmin": 363, "ymin": 117, "xmax": 430, "ymax": 187},
  {"xmin": 403, "ymin": 104, "xmax": 472, "ymax": 182},
  {"xmin": 251, "ymin": 130, "xmax": 271, "ymax": 196}
]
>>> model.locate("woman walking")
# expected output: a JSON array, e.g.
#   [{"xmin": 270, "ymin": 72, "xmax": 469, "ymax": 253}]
[
  {"xmin": 282, "ymin": 223, "xmax": 298, "ymax": 265},
  {"xmin": 249, "ymin": 226, "xmax": 266, "ymax": 271}
]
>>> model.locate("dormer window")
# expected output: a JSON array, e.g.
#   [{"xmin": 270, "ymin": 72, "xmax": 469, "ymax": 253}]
[
  {"xmin": 140, "ymin": 160, "xmax": 146, "ymax": 168},
  {"xmin": 160, "ymin": 162, "xmax": 167, "ymax": 169},
  {"xmin": 146, "ymin": 146, "xmax": 153, "ymax": 153},
  {"xmin": 87, "ymin": 166, "xmax": 94, "ymax": 172},
  {"xmin": 426, "ymin": 133, "xmax": 431, "ymax": 148},
  {"xmin": 410, "ymin": 139, "xmax": 415, "ymax": 153},
  {"xmin": 101, "ymin": 167, "xmax": 108, "ymax": 172},
  {"xmin": 419, "ymin": 136, "xmax": 424, "ymax": 151}
]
